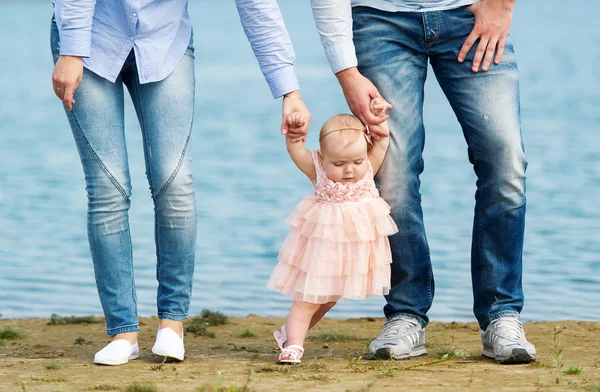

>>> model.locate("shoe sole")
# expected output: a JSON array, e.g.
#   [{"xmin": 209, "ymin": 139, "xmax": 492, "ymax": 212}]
[
  {"xmin": 482, "ymin": 348, "xmax": 536, "ymax": 364},
  {"xmin": 94, "ymin": 354, "xmax": 139, "ymax": 366},
  {"xmin": 373, "ymin": 346, "xmax": 427, "ymax": 360},
  {"xmin": 152, "ymin": 348, "xmax": 184, "ymax": 362}
]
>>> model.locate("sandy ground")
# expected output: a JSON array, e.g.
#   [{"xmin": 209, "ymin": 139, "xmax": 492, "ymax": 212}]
[{"xmin": 0, "ymin": 316, "xmax": 598, "ymax": 391}]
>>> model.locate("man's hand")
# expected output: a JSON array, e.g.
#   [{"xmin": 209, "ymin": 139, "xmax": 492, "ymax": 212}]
[
  {"xmin": 336, "ymin": 67, "xmax": 392, "ymax": 141},
  {"xmin": 281, "ymin": 91, "xmax": 312, "ymax": 143},
  {"xmin": 459, "ymin": 0, "xmax": 515, "ymax": 72},
  {"xmin": 52, "ymin": 55, "xmax": 83, "ymax": 111}
]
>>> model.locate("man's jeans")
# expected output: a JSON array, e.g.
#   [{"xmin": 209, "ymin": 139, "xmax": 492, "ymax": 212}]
[
  {"xmin": 353, "ymin": 6, "xmax": 527, "ymax": 330},
  {"xmin": 51, "ymin": 20, "xmax": 197, "ymax": 336}
]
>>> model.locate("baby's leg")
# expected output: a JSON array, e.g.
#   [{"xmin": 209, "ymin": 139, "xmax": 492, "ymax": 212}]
[
  {"xmin": 281, "ymin": 301, "xmax": 321, "ymax": 361},
  {"xmin": 309, "ymin": 302, "xmax": 337, "ymax": 330}
]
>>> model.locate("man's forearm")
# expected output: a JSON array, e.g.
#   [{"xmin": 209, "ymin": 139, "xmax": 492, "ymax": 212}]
[
  {"xmin": 235, "ymin": 0, "xmax": 299, "ymax": 98},
  {"xmin": 310, "ymin": 0, "xmax": 357, "ymax": 74}
]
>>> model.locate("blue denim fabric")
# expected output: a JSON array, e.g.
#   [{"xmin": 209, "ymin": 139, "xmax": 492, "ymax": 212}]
[
  {"xmin": 51, "ymin": 19, "xmax": 197, "ymax": 336},
  {"xmin": 352, "ymin": 6, "xmax": 526, "ymax": 330}
]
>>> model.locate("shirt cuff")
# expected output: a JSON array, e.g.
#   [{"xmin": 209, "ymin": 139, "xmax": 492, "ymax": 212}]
[
  {"xmin": 265, "ymin": 65, "xmax": 300, "ymax": 99},
  {"xmin": 58, "ymin": 29, "xmax": 92, "ymax": 58},
  {"xmin": 324, "ymin": 39, "xmax": 358, "ymax": 74}
]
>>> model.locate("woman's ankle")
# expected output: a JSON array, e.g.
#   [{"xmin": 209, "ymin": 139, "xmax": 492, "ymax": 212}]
[
  {"xmin": 112, "ymin": 332, "xmax": 138, "ymax": 344},
  {"xmin": 159, "ymin": 319, "xmax": 184, "ymax": 337}
]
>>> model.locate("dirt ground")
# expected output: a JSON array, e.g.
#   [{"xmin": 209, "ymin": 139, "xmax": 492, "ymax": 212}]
[{"xmin": 0, "ymin": 316, "xmax": 598, "ymax": 392}]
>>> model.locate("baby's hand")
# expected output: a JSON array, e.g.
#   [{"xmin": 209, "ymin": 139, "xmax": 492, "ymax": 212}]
[
  {"xmin": 285, "ymin": 112, "xmax": 308, "ymax": 142},
  {"xmin": 370, "ymin": 97, "xmax": 390, "ymax": 116},
  {"xmin": 369, "ymin": 98, "xmax": 390, "ymax": 136}
]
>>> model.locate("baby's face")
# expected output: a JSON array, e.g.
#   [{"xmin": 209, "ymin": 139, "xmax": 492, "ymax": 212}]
[{"xmin": 321, "ymin": 136, "xmax": 368, "ymax": 184}]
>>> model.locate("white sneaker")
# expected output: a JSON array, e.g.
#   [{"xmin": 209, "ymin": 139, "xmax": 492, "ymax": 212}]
[
  {"xmin": 94, "ymin": 340, "xmax": 139, "ymax": 366},
  {"xmin": 151, "ymin": 327, "xmax": 185, "ymax": 361},
  {"xmin": 368, "ymin": 316, "xmax": 427, "ymax": 360},
  {"xmin": 482, "ymin": 316, "xmax": 536, "ymax": 364}
]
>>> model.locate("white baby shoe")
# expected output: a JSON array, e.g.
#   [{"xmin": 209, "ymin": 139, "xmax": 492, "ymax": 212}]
[
  {"xmin": 151, "ymin": 327, "xmax": 184, "ymax": 361},
  {"xmin": 94, "ymin": 340, "xmax": 139, "ymax": 365}
]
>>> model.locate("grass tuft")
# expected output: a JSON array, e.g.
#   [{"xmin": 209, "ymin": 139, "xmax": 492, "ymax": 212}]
[
  {"xmin": 434, "ymin": 338, "xmax": 469, "ymax": 360},
  {"xmin": 0, "ymin": 327, "xmax": 24, "ymax": 340},
  {"xmin": 185, "ymin": 309, "xmax": 228, "ymax": 338},
  {"xmin": 30, "ymin": 376, "xmax": 66, "ymax": 382},
  {"xmin": 563, "ymin": 365, "xmax": 583, "ymax": 375},
  {"xmin": 48, "ymin": 314, "xmax": 100, "ymax": 325},
  {"xmin": 89, "ymin": 385, "xmax": 120, "ymax": 391},
  {"xmin": 124, "ymin": 383, "xmax": 158, "ymax": 392},
  {"xmin": 44, "ymin": 363, "xmax": 61, "ymax": 370},
  {"xmin": 377, "ymin": 368, "xmax": 395, "ymax": 378},
  {"xmin": 237, "ymin": 329, "xmax": 257, "ymax": 338},
  {"xmin": 200, "ymin": 310, "xmax": 229, "ymax": 327}
]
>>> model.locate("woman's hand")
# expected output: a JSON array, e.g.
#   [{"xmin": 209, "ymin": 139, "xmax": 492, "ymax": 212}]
[
  {"xmin": 281, "ymin": 91, "xmax": 312, "ymax": 143},
  {"xmin": 52, "ymin": 55, "xmax": 83, "ymax": 111}
]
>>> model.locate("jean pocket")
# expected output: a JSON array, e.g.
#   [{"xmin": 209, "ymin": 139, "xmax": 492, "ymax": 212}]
[{"xmin": 463, "ymin": 4, "xmax": 476, "ymax": 16}]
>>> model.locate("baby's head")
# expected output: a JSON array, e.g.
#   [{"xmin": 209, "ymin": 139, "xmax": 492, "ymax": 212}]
[{"xmin": 318, "ymin": 114, "xmax": 369, "ymax": 184}]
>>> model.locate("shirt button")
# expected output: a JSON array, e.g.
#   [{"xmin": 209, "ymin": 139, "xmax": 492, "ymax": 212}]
[{"xmin": 132, "ymin": 12, "xmax": 137, "ymax": 17}]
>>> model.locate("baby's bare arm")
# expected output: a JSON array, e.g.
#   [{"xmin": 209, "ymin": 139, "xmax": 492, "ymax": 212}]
[
  {"xmin": 368, "ymin": 98, "xmax": 390, "ymax": 175},
  {"xmin": 285, "ymin": 112, "xmax": 316, "ymax": 182}
]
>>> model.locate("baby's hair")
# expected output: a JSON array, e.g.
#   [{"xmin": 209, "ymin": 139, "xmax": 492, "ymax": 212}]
[{"xmin": 319, "ymin": 114, "xmax": 366, "ymax": 151}]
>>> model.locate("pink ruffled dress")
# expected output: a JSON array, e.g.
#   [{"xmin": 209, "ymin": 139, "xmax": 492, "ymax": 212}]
[{"xmin": 267, "ymin": 151, "xmax": 398, "ymax": 304}]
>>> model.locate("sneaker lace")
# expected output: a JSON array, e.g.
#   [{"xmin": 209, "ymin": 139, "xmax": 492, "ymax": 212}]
[
  {"xmin": 380, "ymin": 317, "xmax": 420, "ymax": 339},
  {"xmin": 492, "ymin": 317, "xmax": 524, "ymax": 341}
]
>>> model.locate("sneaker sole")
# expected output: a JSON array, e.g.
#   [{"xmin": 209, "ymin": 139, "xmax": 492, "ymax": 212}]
[
  {"xmin": 482, "ymin": 348, "xmax": 535, "ymax": 364},
  {"xmin": 373, "ymin": 346, "xmax": 427, "ymax": 360}
]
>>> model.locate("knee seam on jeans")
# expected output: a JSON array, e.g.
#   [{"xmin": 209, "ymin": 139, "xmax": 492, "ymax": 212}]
[
  {"xmin": 136, "ymin": 73, "xmax": 195, "ymax": 203},
  {"xmin": 152, "ymin": 76, "xmax": 196, "ymax": 292},
  {"xmin": 154, "ymin": 130, "xmax": 192, "ymax": 202},
  {"xmin": 67, "ymin": 111, "xmax": 130, "ymax": 200}
]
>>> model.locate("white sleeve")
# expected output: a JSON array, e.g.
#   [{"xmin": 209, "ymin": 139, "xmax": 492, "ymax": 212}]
[{"xmin": 310, "ymin": 0, "xmax": 358, "ymax": 74}]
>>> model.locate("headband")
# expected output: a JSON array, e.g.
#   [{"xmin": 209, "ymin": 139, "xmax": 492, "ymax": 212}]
[{"xmin": 319, "ymin": 126, "xmax": 373, "ymax": 148}]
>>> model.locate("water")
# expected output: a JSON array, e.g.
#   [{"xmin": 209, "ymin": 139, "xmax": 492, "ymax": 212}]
[{"xmin": 0, "ymin": 0, "xmax": 598, "ymax": 323}]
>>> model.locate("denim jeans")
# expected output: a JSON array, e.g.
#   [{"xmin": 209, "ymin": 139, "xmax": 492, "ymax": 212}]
[
  {"xmin": 51, "ymin": 20, "xmax": 197, "ymax": 336},
  {"xmin": 353, "ymin": 6, "xmax": 527, "ymax": 330}
]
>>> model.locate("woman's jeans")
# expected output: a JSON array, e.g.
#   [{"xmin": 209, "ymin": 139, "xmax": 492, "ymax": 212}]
[
  {"xmin": 51, "ymin": 20, "xmax": 197, "ymax": 336},
  {"xmin": 353, "ymin": 6, "xmax": 527, "ymax": 330}
]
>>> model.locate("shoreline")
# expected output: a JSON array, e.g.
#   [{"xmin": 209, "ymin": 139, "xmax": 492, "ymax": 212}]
[{"xmin": 1, "ymin": 316, "xmax": 598, "ymax": 391}]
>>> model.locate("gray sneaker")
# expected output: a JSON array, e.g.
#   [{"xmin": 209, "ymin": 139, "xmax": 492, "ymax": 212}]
[
  {"xmin": 368, "ymin": 316, "xmax": 427, "ymax": 360},
  {"xmin": 481, "ymin": 316, "xmax": 536, "ymax": 364}
]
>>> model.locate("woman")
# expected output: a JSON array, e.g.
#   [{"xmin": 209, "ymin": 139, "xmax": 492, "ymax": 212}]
[{"xmin": 51, "ymin": 0, "xmax": 310, "ymax": 365}]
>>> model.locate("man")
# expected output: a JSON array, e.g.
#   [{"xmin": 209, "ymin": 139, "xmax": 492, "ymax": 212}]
[{"xmin": 311, "ymin": 0, "xmax": 535, "ymax": 364}]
